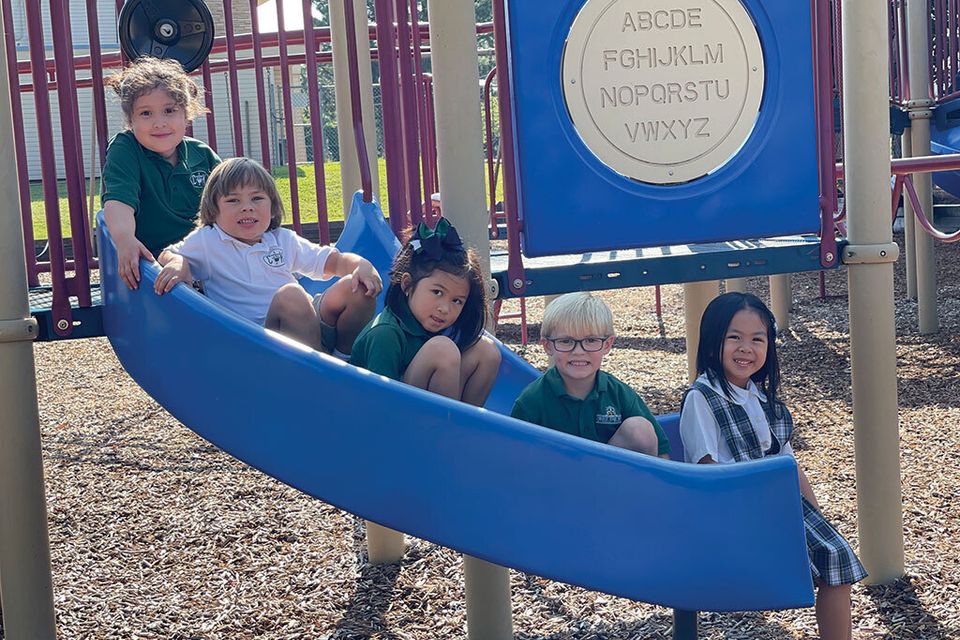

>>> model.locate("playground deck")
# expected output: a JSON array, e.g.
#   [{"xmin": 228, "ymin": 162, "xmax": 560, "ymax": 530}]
[{"xmin": 26, "ymin": 233, "xmax": 960, "ymax": 640}]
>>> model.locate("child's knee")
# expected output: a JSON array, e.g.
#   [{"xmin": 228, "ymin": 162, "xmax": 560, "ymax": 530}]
[
  {"xmin": 421, "ymin": 336, "xmax": 461, "ymax": 370},
  {"xmin": 614, "ymin": 417, "xmax": 658, "ymax": 455},
  {"xmin": 471, "ymin": 335, "xmax": 502, "ymax": 369},
  {"xmin": 321, "ymin": 275, "xmax": 375, "ymax": 316},
  {"xmin": 272, "ymin": 283, "xmax": 313, "ymax": 317}
]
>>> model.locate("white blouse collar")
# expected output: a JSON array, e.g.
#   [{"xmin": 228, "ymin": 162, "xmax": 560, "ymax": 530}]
[{"xmin": 698, "ymin": 373, "xmax": 766, "ymax": 405}]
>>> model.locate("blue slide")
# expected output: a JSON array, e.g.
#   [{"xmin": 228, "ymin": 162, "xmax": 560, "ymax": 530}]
[
  {"xmin": 930, "ymin": 97, "xmax": 960, "ymax": 197},
  {"xmin": 98, "ymin": 195, "xmax": 814, "ymax": 612}
]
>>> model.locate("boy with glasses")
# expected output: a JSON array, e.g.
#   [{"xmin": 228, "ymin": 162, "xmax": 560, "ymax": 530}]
[{"xmin": 511, "ymin": 292, "xmax": 670, "ymax": 458}]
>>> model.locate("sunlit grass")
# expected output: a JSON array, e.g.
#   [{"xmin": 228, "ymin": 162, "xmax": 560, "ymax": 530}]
[
  {"xmin": 28, "ymin": 158, "xmax": 390, "ymax": 241},
  {"xmin": 28, "ymin": 155, "xmax": 506, "ymax": 241}
]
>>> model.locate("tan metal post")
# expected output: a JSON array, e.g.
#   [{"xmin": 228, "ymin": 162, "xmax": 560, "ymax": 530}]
[
  {"xmin": 0, "ymin": 2, "xmax": 58, "ymax": 633},
  {"xmin": 330, "ymin": 0, "xmax": 380, "ymax": 218},
  {"xmin": 425, "ymin": 0, "xmax": 491, "ymax": 274},
  {"xmin": 906, "ymin": 0, "xmax": 938, "ymax": 333},
  {"xmin": 426, "ymin": 2, "xmax": 510, "ymax": 637},
  {"xmin": 683, "ymin": 281, "xmax": 719, "ymax": 383},
  {"xmin": 463, "ymin": 555, "xmax": 513, "ymax": 640},
  {"xmin": 842, "ymin": 0, "xmax": 905, "ymax": 582},
  {"xmin": 333, "ymin": 0, "xmax": 400, "ymax": 562},
  {"xmin": 769, "ymin": 274, "xmax": 792, "ymax": 332},
  {"xmin": 908, "ymin": 120, "xmax": 938, "ymax": 332},
  {"xmin": 901, "ymin": 133, "xmax": 918, "ymax": 299},
  {"xmin": 724, "ymin": 278, "xmax": 746, "ymax": 293},
  {"xmin": 365, "ymin": 522, "xmax": 406, "ymax": 564}
]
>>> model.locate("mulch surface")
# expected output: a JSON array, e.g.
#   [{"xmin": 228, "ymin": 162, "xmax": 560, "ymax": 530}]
[{"xmin": 9, "ymin": 233, "xmax": 960, "ymax": 639}]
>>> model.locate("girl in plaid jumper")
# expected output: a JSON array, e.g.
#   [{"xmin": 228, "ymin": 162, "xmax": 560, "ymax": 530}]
[{"xmin": 680, "ymin": 292, "xmax": 865, "ymax": 640}]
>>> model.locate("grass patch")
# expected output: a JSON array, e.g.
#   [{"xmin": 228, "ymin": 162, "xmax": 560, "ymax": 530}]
[
  {"xmin": 28, "ymin": 159, "xmax": 390, "ymax": 241},
  {"xmin": 28, "ymin": 156, "xmax": 506, "ymax": 241}
]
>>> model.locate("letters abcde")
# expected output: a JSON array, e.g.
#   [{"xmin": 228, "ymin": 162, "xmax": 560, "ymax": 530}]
[{"xmin": 562, "ymin": 0, "xmax": 765, "ymax": 185}]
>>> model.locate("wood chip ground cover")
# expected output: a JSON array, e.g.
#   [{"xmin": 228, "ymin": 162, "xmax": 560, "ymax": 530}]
[{"xmin": 11, "ymin": 235, "xmax": 960, "ymax": 639}]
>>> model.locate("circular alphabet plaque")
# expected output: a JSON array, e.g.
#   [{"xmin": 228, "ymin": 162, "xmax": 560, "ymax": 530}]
[{"xmin": 562, "ymin": 0, "xmax": 764, "ymax": 184}]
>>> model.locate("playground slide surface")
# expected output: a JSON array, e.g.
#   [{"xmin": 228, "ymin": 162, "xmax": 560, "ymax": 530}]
[
  {"xmin": 930, "ymin": 98, "xmax": 960, "ymax": 197},
  {"xmin": 97, "ymin": 195, "xmax": 814, "ymax": 612}
]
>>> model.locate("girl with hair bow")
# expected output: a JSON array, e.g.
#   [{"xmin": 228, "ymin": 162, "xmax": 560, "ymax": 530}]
[{"xmin": 350, "ymin": 217, "xmax": 501, "ymax": 406}]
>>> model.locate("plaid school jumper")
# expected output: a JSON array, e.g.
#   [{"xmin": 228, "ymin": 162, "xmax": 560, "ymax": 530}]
[{"xmin": 691, "ymin": 381, "xmax": 868, "ymax": 586}]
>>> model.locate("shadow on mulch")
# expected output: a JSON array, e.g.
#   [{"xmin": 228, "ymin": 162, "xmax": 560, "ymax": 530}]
[
  {"xmin": 779, "ymin": 319, "xmax": 853, "ymax": 405},
  {"xmin": 331, "ymin": 517, "xmax": 403, "ymax": 639},
  {"xmin": 864, "ymin": 575, "xmax": 958, "ymax": 639},
  {"xmin": 43, "ymin": 417, "xmax": 238, "ymax": 475},
  {"xmin": 509, "ymin": 575, "xmax": 797, "ymax": 640},
  {"xmin": 512, "ymin": 611, "xmax": 798, "ymax": 640}
]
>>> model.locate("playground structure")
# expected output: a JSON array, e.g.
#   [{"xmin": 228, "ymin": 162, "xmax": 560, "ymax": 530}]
[{"xmin": 3, "ymin": 0, "xmax": 960, "ymax": 638}]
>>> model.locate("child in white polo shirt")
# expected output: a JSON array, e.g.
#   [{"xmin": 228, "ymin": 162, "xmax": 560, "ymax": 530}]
[{"xmin": 155, "ymin": 157, "xmax": 381, "ymax": 358}]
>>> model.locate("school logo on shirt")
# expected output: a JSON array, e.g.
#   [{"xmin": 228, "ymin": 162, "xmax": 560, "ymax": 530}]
[
  {"xmin": 263, "ymin": 247, "xmax": 286, "ymax": 268},
  {"xmin": 190, "ymin": 170, "xmax": 209, "ymax": 189},
  {"xmin": 596, "ymin": 405, "xmax": 621, "ymax": 425}
]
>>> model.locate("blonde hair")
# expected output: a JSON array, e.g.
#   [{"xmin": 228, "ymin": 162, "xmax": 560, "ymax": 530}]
[
  {"xmin": 106, "ymin": 57, "xmax": 206, "ymax": 126},
  {"xmin": 199, "ymin": 158, "xmax": 284, "ymax": 230},
  {"xmin": 541, "ymin": 292, "xmax": 614, "ymax": 338}
]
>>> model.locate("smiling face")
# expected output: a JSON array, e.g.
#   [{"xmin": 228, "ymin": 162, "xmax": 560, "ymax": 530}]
[
  {"xmin": 129, "ymin": 88, "xmax": 187, "ymax": 163},
  {"xmin": 542, "ymin": 326, "xmax": 613, "ymax": 394},
  {"xmin": 214, "ymin": 183, "xmax": 274, "ymax": 245},
  {"xmin": 721, "ymin": 309, "xmax": 769, "ymax": 388},
  {"xmin": 404, "ymin": 270, "xmax": 470, "ymax": 333}
]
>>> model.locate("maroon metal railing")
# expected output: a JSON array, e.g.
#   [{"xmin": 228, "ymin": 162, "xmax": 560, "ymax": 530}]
[
  {"xmin": 833, "ymin": 154, "xmax": 960, "ymax": 241},
  {"xmin": 344, "ymin": 0, "xmax": 372, "ymax": 203},
  {"xmin": 11, "ymin": 1, "xmax": 490, "ymax": 336},
  {"xmin": 301, "ymin": 0, "xmax": 328, "ymax": 243},
  {"xmin": 276, "ymin": 0, "xmax": 302, "ymax": 231},
  {"xmin": 3, "ymin": 0, "xmax": 36, "ymax": 286},
  {"xmin": 374, "ymin": 0, "xmax": 407, "ymax": 235},
  {"xmin": 813, "ymin": 0, "xmax": 838, "ymax": 267}
]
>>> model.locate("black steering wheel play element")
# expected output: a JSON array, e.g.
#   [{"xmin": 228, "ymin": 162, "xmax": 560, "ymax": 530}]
[{"xmin": 118, "ymin": 0, "xmax": 214, "ymax": 72}]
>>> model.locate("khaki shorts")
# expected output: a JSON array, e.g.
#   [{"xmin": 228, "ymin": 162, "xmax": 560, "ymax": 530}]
[{"xmin": 312, "ymin": 293, "xmax": 338, "ymax": 354}]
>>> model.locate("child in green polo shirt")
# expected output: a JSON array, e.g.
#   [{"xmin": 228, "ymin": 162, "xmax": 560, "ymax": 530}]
[
  {"xmin": 511, "ymin": 292, "xmax": 670, "ymax": 458},
  {"xmin": 350, "ymin": 218, "xmax": 501, "ymax": 406},
  {"xmin": 102, "ymin": 57, "xmax": 221, "ymax": 290}
]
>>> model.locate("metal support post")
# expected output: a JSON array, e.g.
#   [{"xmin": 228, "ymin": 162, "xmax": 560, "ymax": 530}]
[
  {"xmin": 672, "ymin": 609, "xmax": 698, "ymax": 640},
  {"xmin": 463, "ymin": 556, "xmax": 513, "ymax": 640},
  {"xmin": 427, "ymin": 1, "xmax": 509, "ymax": 637},
  {"xmin": 330, "ymin": 0, "xmax": 380, "ymax": 217},
  {"xmin": 724, "ymin": 278, "xmax": 746, "ymax": 293},
  {"xmin": 842, "ymin": 0, "xmax": 905, "ymax": 583},
  {"xmin": 908, "ymin": 115, "xmax": 938, "ymax": 333},
  {"xmin": 906, "ymin": 0, "xmax": 937, "ymax": 332},
  {"xmin": 0, "ymin": 2, "xmax": 58, "ymax": 633},
  {"xmin": 769, "ymin": 274, "xmax": 792, "ymax": 332},
  {"xmin": 365, "ymin": 522, "xmax": 406, "ymax": 565},
  {"xmin": 683, "ymin": 281, "xmax": 719, "ymax": 383}
]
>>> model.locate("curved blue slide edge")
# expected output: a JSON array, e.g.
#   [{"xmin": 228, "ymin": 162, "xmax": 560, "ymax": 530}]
[
  {"xmin": 97, "ymin": 195, "xmax": 814, "ymax": 612},
  {"xmin": 930, "ymin": 97, "xmax": 960, "ymax": 197}
]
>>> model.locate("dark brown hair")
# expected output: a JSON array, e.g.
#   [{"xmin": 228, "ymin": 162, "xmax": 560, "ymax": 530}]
[{"xmin": 385, "ymin": 224, "xmax": 487, "ymax": 351}]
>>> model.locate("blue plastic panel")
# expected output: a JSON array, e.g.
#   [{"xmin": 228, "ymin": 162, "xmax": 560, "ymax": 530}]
[
  {"xmin": 97, "ymin": 195, "xmax": 813, "ymax": 611},
  {"xmin": 931, "ymin": 98, "xmax": 960, "ymax": 198},
  {"xmin": 506, "ymin": 0, "xmax": 821, "ymax": 256}
]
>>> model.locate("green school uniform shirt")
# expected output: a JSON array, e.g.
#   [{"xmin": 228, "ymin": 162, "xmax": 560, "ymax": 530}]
[
  {"xmin": 350, "ymin": 296, "xmax": 441, "ymax": 381},
  {"xmin": 511, "ymin": 366, "xmax": 670, "ymax": 455},
  {"xmin": 101, "ymin": 131, "xmax": 221, "ymax": 256}
]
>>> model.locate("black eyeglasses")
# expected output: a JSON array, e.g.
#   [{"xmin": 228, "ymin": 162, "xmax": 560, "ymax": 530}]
[{"xmin": 545, "ymin": 336, "xmax": 609, "ymax": 352}]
